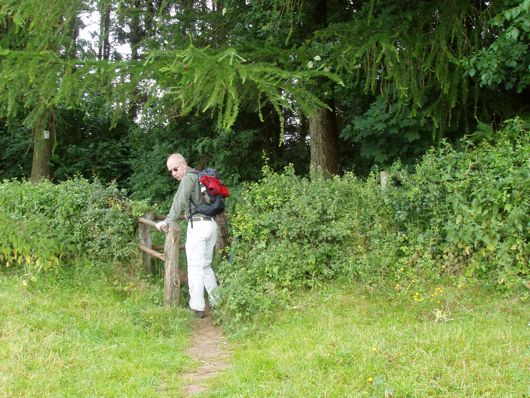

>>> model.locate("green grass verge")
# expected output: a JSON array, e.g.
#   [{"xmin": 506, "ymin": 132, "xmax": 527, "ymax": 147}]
[
  {"xmin": 2, "ymin": 269, "xmax": 528, "ymax": 397},
  {"xmin": 208, "ymin": 282, "xmax": 529, "ymax": 397},
  {"xmin": 0, "ymin": 268, "xmax": 192, "ymax": 398}
]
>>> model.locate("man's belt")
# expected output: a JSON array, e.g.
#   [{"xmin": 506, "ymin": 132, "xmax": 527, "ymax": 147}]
[{"xmin": 190, "ymin": 216, "xmax": 213, "ymax": 222}]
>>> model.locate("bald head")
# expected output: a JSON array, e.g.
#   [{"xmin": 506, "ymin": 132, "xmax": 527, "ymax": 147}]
[
  {"xmin": 167, "ymin": 153, "xmax": 188, "ymax": 181},
  {"xmin": 167, "ymin": 153, "xmax": 186, "ymax": 164}
]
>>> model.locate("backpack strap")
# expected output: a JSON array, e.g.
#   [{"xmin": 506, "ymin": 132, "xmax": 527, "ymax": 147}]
[{"xmin": 187, "ymin": 169, "xmax": 200, "ymax": 228}]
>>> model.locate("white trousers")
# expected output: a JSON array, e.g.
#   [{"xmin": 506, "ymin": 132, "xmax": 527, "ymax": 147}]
[{"xmin": 185, "ymin": 219, "xmax": 218, "ymax": 311}]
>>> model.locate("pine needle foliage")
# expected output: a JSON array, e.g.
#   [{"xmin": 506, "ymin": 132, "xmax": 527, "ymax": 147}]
[
  {"xmin": 1, "ymin": 0, "xmax": 526, "ymax": 148},
  {"xmin": 0, "ymin": 41, "xmax": 341, "ymax": 135},
  {"xmin": 0, "ymin": 0, "xmax": 342, "ymax": 134},
  {"xmin": 156, "ymin": 44, "xmax": 342, "ymax": 133},
  {"xmin": 313, "ymin": 0, "xmax": 496, "ymax": 135},
  {"xmin": 0, "ymin": 0, "xmax": 84, "ymax": 51}
]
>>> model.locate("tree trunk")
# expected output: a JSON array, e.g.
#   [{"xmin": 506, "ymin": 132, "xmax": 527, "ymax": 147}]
[
  {"xmin": 98, "ymin": 1, "xmax": 111, "ymax": 60},
  {"xmin": 306, "ymin": 0, "xmax": 341, "ymax": 176},
  {"xmin": 309, "ymin": 102, "xmax": 340, "ymax": 176},
  {"xmin": 30, "ymin": 126, "xmax": 53, "ymax": 182},
  {"xmin": 66, "ymin": 10, "xmax": 79, "ymax": 59},
  {"xmin": 128, "ymin": 0, "xmax": 144, "ymax": 121}
]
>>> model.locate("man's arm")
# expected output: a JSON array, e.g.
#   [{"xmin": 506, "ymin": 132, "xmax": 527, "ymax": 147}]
[
  {"xmin": 166, "ymin": 173, "xmax": 194, "ymax": 222},
  {"xmin": 156, "ymin": 173, "xmax": 195, "ymax": 232}
]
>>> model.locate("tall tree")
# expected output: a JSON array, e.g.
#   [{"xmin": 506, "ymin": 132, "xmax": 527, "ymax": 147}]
[
  {"xmin": 0, "ymin": 0, "xmax": 87, "ymax": 180},
  {"xmin": 305, "ymin": 0, "xmax": 342, "ymax": 175},
  {"xmin": 1, "ymin": 0, "xmax": 528, "ymax": 185}
]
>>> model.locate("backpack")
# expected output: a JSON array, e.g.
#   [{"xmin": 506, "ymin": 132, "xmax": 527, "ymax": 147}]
[{"xmin": 190, "ymin": 167, "xmax": 230, "ymax": 217}]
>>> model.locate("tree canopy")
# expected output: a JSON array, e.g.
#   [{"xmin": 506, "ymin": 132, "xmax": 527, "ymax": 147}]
[{"xmin": 0, "ymin": 0, "xmax": 528, "ymax": 187}]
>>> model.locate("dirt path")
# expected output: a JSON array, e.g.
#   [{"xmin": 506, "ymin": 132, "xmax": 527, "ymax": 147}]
[{"xmin": 181, "ymin": 317, "xmax": 231, "ymax": 397}]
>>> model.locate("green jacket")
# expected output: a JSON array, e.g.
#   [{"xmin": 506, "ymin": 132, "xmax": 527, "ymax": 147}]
[{"xmin": 165, "ymin": 167, "xmax": 205, "ymax": 222}]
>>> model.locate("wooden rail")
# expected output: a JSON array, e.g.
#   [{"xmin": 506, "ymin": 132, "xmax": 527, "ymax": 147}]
[
  {"xmin": 138, "ymin": 217, "xmax": 158, "ymax": 228},
  {"xmin": 138, "ymin": 244, "xmax": 165, "ymax": 261}
]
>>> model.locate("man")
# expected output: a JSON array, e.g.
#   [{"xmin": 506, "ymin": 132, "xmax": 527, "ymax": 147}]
[{"xmin": 156, "ymin": 153, "xmax": 218, "ymax": 318}]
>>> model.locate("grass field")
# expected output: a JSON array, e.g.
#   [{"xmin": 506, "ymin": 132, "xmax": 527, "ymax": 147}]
[
  {"xmin": 208, "ymin": 282, "xmax": 529, "ymax": 398},
  {"xmin": 1, "ymin": 269, "xmax": 528, "ymax": 397},
  {"xmin": 0, "ymin": 268, "xmax": 192, "ymax": 398}
]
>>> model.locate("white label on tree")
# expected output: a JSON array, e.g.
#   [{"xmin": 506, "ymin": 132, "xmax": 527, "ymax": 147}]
[{"xmin": 44, "ymin": 130, "xmax": 50, "ymax": 139}]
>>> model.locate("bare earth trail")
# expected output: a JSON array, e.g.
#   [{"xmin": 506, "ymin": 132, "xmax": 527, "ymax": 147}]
[{"xmin": 181, "ymin": 316, "xmax": 232, "ymax": 397}]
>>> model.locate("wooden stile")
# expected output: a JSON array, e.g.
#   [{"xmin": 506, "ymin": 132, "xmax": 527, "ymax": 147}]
[
  {"xmin": 138, "ymin": 214, "xmax": 180, "ymax": 307},
  {"xmin": 138, "ymin": 212, "xmax": 225, "ymax": 307}
]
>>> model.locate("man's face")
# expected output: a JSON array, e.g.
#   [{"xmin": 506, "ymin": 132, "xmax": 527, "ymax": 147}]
[{"xmin": 167, "ymin": 158, "xmax": 187, "ymax": 181}]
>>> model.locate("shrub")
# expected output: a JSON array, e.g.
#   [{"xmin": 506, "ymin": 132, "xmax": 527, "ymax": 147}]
[
  {"xmin": 386, "ymin": 118, "xmax": 529, "ymax": 290},
  {"xmin": 216, "ymin": 119, "xmax": 529, "ymax": 326},
  {"xmin": 0, "ymin": 178, "xmax": 137, "ymax": 273},
  {"xmin": 216, "ymin": 165, "xmax": 395, "ymax": 324}
]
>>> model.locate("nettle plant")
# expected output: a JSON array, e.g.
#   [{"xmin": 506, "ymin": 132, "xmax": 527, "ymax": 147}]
[
  {"xmin": 386, "ymin": 118, "xmax": 529, "ymax": 290},
  {"xmin": 0, "ymin": 178, "xmax": 136, "ymax": 273}
]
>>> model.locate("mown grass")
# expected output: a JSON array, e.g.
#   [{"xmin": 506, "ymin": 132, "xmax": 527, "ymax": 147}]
[
  {"xmin": 0, "ymin": 267, "xmax": 192, "ymax": 398},
  {"xmin": 208, "ymin": 282, "xmax": 529, "ymax": 398}
]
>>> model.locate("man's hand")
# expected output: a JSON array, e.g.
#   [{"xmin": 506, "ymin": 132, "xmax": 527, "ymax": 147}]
[{"xmin": 155, "ymin": 221, "xmax": 168, "ymax": 233}]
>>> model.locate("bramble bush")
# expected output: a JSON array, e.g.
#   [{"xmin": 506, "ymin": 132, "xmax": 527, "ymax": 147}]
[
  {"xmin": 0, "ymin": 178, "xmax": 137, "ymax": 274},
  {"xmin": 216, "ymin": 118, "xmax": 529, "ymax": 325}
]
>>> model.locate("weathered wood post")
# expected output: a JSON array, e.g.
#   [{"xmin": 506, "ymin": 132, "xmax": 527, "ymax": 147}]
[
  {"xmin": 164, "ymin": 222, "xmax": 180, "ymax": 306},
  {"xmin": 380, "ymin": 171, "xmax": 390, "ymax": 191},
  {"xmin": 138, "ymin": 211, "xmax": 154, "ymax": 273},
  {"xmin": 215, "ymin": 212, "xmax": 229, "ymax": 253}
]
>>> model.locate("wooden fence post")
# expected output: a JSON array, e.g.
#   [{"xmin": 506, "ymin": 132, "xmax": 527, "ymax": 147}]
[
  {"xmin": 215, "ymin": 212, "xmax": 229, "ymax": 253},
  {"xmin": 164, "ymin": 222, "xmax": 180, "ymax": 307},
  {"xmin": 138, "ymin": 211, "xmax": 154, "ymax": 274},
  {"xmin": 380, "ymin": 171, "xmax": 390, "ymax": 191}
]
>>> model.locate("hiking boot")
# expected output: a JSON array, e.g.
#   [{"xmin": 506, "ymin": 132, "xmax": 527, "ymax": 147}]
[{"xmin": 190, "ymin": 309, "xmax": 206, "ymax": 319}]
